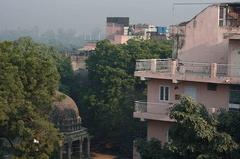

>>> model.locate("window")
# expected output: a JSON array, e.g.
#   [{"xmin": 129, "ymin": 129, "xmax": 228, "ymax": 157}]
[
  {"xmin": 207, "ymin": 83, "xmax": 217, "ymax": 91},
  {"xmin": 229, "ymin": 85, "xmax": 240, "ymax": 104},
  {"xmin": 159, "ymin": 86, "xmax": 170, "ymax": 101},
  {"xmin": 166, "ymin": 129, "xmax": 172, "ymax": 143},
  {"xmin": 219, "ymin": 6, "xmax": 227, "ymax": 27},
  {"xmin": 184, "ymin": 86, "xmax": 197, "ymax": 100}
]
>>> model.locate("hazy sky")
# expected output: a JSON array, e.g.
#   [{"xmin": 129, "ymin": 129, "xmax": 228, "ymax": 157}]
[{"xmin": 0, "ymin": 0, "xmax": 237, "ymax": 34}]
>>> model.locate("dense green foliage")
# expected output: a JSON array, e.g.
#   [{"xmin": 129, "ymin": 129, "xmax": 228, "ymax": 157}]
[
  {"xmin": 136, "ymin": 97, "xmax": 240, "ymax": 159},
  {"xmin": 135, "ymin": 138, "xmax": 163, "ymax": 159},
  {"xmin": 54, "ymin": 54, "xmax": 74, "ymax": 95},
  {"xmin": 168, "ymin": 97, "xmax": 238, "ymax": 159},
  {"xmin": 0, "ymin": 37, "xmax": 62, "ymax": 158},
  {"xmin": 69, "ymin": 39, "xmax": 172, "ymax": 155}
]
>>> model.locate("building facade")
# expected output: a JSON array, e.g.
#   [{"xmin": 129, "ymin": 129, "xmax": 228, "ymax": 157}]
[
  {"xmin": 106, "ymin": 17, "xmax": 130, "ymax": 44},
  {"xmin": 133, "ymin": 3, "xmax": 240, "ymax": 159},
  {"xmin": 106, "ymin": 17, "xmax": 169, "ymax": 44}
]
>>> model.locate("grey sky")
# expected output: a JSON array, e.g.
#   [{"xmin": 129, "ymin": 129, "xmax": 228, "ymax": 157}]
[{"xmin": 0, "ymin": 0, "xmax": 237, "ymax": 34}]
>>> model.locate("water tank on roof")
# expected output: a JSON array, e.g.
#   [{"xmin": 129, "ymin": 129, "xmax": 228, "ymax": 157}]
[{"xmin": 157, "ymin": 27, "xmax": 168, "ymax": 34}]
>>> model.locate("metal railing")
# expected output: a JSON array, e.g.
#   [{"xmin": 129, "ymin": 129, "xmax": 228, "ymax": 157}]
[
  {"xmin": 135, "ymin": 101, "xmax": 173, "ymax": 116},
  {"xmin": 136, "ymin": 59, "xmax": 172, "ymax": 72},
  {"xmin": 136, "ymin": 59, "xmax": 151, "ymax": 71},
  {"xmin": 226, "ymin": 19, "xmax": 240, "ymax": 27},
  {"xmin": 135, "ymin": 59, "xmax": 240, "ymax": 79},
  {"xmin": 178, "ymin": 61, "xmax": 211, "ymax": 77},
  {"xmin": 135, "ymin": 101, "xmax": 148, "ymax": 112},
  {"xmin": 217, "ymin": 64, "xmax": 240, "ymax": 77},
  {"xmin": 156, "ymin": 59, "xmax": 172, "ymax": 72}
]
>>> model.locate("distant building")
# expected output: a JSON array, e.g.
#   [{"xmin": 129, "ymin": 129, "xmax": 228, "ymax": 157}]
[
  {"xmin": 129, "ymin": 24, "xmax": 169, "ymax": 40},
  {"xmin": 106, "ymin": 17, "xmax": 169, "ymax": 44},
  {"xmin": 151, "ymin": 26, "xmax": 169, "ymax": 40},
  {"xmin": 106, "ymin": 17, "xmax": 130, "ymax": 44},
  {"xmin": 79, "ymin": 42, "xmax": 96, "ymax": 51},
  {"xmin": 133, "ymin": 2, "xmax": 240, "ymax": 159},
  {"xmin": 69, "ymin": 41, "xmax": 96, "ymax": 71}
]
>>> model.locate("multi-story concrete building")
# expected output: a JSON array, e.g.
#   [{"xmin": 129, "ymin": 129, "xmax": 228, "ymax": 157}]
[
  {"xmin": 106, "ymin": 17, "xmax": 130, "ymax": 44},
  {"xmin": 133, "ymin": 2, "xmax": 240, "ymax": 158}
]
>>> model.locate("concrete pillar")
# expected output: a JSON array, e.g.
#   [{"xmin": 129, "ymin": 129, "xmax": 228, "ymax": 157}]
[
  {"xmin": 68, "ymin": 141, "xmax": 72, "ymax": 159},
  {"xmin": 211, "ymin": 63, "xmax": 217, "ymax": 78},
  {"xmin": 171, "ymin": 60, "xmax": 177, "ymax": 75},
  {"xmin": 59, "ymin": 147, "xmax": 63, "ymax": 159},
  {"xmin": 87, "ymin": 137, "xmax": 90, "ymax": 158},
  {"xmin": 79, "ymin": 140, "xmax": 83, "ymax": 159},
  {"xmin": 150, "ymin": 59, "xmax": 157, "ymax": 72}
]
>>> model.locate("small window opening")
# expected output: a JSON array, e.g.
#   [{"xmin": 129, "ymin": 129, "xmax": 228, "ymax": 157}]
[{"xmin": 207, "ymin": 83, "xmax": 217, "ymax": 91}]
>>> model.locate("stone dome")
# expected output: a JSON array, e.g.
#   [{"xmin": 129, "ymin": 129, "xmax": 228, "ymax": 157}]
[{"xmin": 51, "ymin": 92, "xmax": 81, "ymax": 132}]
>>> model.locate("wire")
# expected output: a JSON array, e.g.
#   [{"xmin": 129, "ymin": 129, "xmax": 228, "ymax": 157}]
[{"xmin": 173, "ymin": 3, "xmax": 215, "ymax": 6}]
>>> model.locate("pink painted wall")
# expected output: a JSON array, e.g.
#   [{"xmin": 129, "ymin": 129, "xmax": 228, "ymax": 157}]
[
  {"xmin": 147, "ymin": 120, "xmax": 172, "ymax": 143},
  {"xmin": 229, "ymin": 40, "xmax": 240, "ymax": 64},
  {"xmin": 112, "ymin": 35, "xmax": 129, "ymax": 44},
  {"xmin": 178, "ymin": 4, "xmax": 240, "ymax": 64},
  {"xmin": 146, "ymin": 79, "xmax": 230, "ymax": 143},
  {"xmin": 147, "ymin": 79, "xmax": 229, "ymax": 110},
  {"xmin": 106, "ymin": 23, "xmax": 124, "ymax": 41},
  {"xmin": 83, "ymin": 42, "xmax": 96, "ymax": 51}
]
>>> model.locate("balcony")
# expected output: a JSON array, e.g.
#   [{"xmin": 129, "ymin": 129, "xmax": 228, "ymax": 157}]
[
  {"xmin": 133, "ymin": 101, "xmax": 174, "ymax": 122},
  {"xmin": 133, "ymin": 101, "xmax": 224, "ymax": 122},
  {"xmin": 135, "ymin": 59, "xmax": 240, "ymax": 84}
]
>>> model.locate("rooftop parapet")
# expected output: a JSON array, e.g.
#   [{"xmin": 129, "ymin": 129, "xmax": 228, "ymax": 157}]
[{"xmin": 135, "ymin": 59, "xmax": 240, "ymax": 84}]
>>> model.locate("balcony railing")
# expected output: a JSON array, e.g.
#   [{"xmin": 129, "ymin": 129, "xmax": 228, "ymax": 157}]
[
  {"xmin": 178, "ymin": 62, "xmax": 211, "ymax": 77},
  {"xmin": 136, "ymin": 59, "xmax": 172, "ymax": 72},
  {"xmin": 135, "ymin": 101, "xmax": 173, "ymax": 116},
  {"xmin": 217, "ymin": 64, "xmax": 240, "ymax": 77},
  {"xmin": 135, "ymin": 59, "xmax": 240, "ymax": 81},
  {"xmin": 136, "ymin": 59, "xmax": 151, "ymax": 71},
  {"xmin": 226, "ymin": 19, "xmax": 240, "ymax": 27}
]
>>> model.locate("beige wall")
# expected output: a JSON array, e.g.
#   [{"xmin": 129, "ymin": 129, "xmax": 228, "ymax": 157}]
[
  {"xmin": 147, "ymin": 120, "xmax": 172, "ymax": 143},
  {"xmin": 177, "ymin": 5, "xmax": 240, "ymax": 64},
  {"xmin": 71, "ymin": 56, "xmax": 88, "ymax": 71},
  {"xmin": 146, "ymin": 79, "xmax": 230, "ymax": 143},
  {"xmin": 178, "ymin": 5, "xmax": 228, "ymax": 63},
  {"xmin": 147, "ymin": 79, "xmax": 229, "ymax": 109},
  {"xmin": 228, "ymin": 40, "xmax": 240, "ymax": 77},
  {"xmin": 112, "ymin": 35, "xmax": 129, "ymax": 44}
]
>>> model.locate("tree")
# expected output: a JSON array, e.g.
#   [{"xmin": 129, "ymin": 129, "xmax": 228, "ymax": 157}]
[
  {"xmin": 136, "ymin": 97, "xmax": 239, "ymax": 159},
  {"xmin": 0, "ymin": 37, "xmax": 62, "ymax": 158},
  {"xmin": 167, "ymin": 97, "xmax": 238, "ymax": 159},
  {"xmin": 77, "ymin": 39, "xmax": 172, "ymax": 155},
  {"xmin": 217, "ymin": 110, "xmax": 240, "ymax": 158},
  {"xmin": 54, "ymin": 54, "xmax": 74, "ymax": 95},
  {"xmin": 135, "ymin": 138, "xmax": 163, "ymax": 159}
]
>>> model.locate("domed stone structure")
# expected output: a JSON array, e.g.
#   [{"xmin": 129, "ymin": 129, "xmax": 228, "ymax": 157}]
[{"xmin": 51, "ymin": 92, "xmax": 90, "ymax": 159}]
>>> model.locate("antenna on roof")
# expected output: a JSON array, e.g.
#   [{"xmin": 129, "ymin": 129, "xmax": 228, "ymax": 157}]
[
  {"xmin": 173, "ymin": 3, "xmax": 214, "ymax": 6},
  {"xmin": 172, "ymin": 2, "xmax": 214, "ymax": 24}
]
